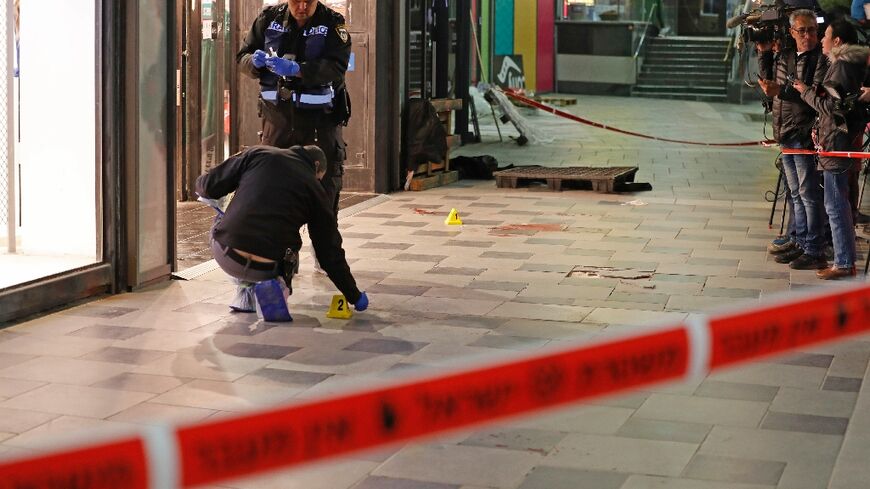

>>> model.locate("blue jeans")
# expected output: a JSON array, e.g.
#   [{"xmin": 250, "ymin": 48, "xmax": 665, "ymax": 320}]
[
  {"xmin": 823, "ymin": 170, "xmax": 856, "ymax": 268},
  {"xmin": 780, "ymin": 139, "xmax": 824, "ymax": 256}
]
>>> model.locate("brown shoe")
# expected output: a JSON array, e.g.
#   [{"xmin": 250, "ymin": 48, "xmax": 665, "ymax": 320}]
[{"xmin": 816, "ymin": 265, "xmax": 857, "ymax": 280}]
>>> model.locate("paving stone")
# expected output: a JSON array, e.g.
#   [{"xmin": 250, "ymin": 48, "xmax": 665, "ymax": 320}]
[
  {"xmin": 699, "ymin": 426, "xmax": 841, "ymax": 489},
  {"xmin": 355, "ymin": 212, "xmax": 402, "ymax": 219},
  {"xmin": 694, "ymin": 380, "xmax": 780, "ymax": 402},
  {"xmin": 701, "ymin": 287, "xmax": 760, "ymax": 299},
  {"xmin": 66, "ymin": 325, "xmax": 150, "ymax": 340},
  {"xmin": 0, "ymin": 384, "xmax": 152, "ymax": 418},
  {"xmin": 344, "ymin": 338, "xmax": 428, "ymax": 356},
  {"xmin": 444, "ymin": 240, "xmax": 495, "ymax": 248},
  {"xmin": 823, "ymin": 376, "xmax": 863, "ymax": 392},
  {"xmin": 682, "ymin": 454, "xmax": 785, "ymax": 486},
  {"xmin": 770, "ymin": 387, "xmax": 857, "ymax": 418},
  {"xmin": 461, "ymin": 427, "xmax": 566, "ymax": 454},
  {"xmin": 478, "ymin": 251, "xmax": 534, "ymax": 260},
  {"xmin": 761, "ymin": 411, "xmax": 849, "ymax": 435},
  {"xmin": 62, "ymin": 305, "xmax": 138, "ymax": 319},
  {"xmin": 392, "ymin": 253, "xmax": 449, "ymax": 263},
  {"xmin": 524, "ymin": 238, "xmax": 574, "ymax": 246},
  {"xmin": 360, "ymin": 242, "xmax": 414, "ymax": 250},
  {"xmin": 772, "ymin": 353, "xmax": 834, "ymax": 368},
  {"xmin": 384, "ymin": 221, "xmax": 428, "ymax": 228},
  {"xmin": 412, "ymin": 230, "xmax": 461, "ymax": 237},
  {"xmin": 91, "ymin": 372, "xmax": 189, "ymax": 394},
  {"xmin": 222, "ymin": 343, "xmax": 300, "ymax": 360},
  {"xmin": 635, "ymin": 393, "xmax": 768, "ymax": 428},
  {"xmin": 353, "ymin": 477, "xmax": 460, "ymax": 489},
  {"xmin": 617, "ymin": 418, "xmax": 711, "ymax": 444},
  {"xmin": 426, "ymin": 267, "xmax": 486, "ymax": 277},
  {"xmin": 468, "ymin": 335, "xmax": 550, "ymax": 351},
  {"xmin": 80, "ymin": 347, "xmax": 171, "ymax": 365},
  {"xmin": 373, "ymin": 444, "xmax": 541, "ymax": 488},
  {"xmin": 517, "ymin": 467, "xmax": 628, "ymax": 489},
  {"xmin": 545, "ymin": 433, "xmax": 697, "ymax": 476}
]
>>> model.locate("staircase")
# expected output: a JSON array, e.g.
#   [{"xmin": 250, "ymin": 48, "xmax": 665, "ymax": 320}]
[{"xmin": 632, "ymin": 37, "xmax": 731, "ymax": 102}]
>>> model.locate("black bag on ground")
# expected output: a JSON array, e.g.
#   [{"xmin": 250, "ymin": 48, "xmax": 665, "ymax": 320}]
[
  {"xmin": 406, "ymin": 99, "xmax": 448, "ymax": 172},
  {"xmin": 451, "ymin": 155, "xmax": 500, "ymax": 180}
]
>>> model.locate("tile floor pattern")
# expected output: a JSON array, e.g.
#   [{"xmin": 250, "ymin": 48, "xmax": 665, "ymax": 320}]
[{"xmin": 2, "ymin": 95, "xmax": 870, "ymax": 488}]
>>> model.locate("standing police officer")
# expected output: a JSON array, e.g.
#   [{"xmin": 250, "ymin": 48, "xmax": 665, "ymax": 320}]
[{"xmin": 237, "ymin": 0, "xmax": 351, "ymax": 217}]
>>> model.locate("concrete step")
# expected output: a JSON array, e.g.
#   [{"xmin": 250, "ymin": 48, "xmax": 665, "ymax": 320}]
[
  {"xmin": 632, "ymin": 84, "xmax": 727, "ymax": 94},
  {"xmin": 639, "ymin": 70, "xmax": 728, "ymax": 80},
  {"xmin": 637, "ymin": 76, "xmax": 727, "ymax": 87},
  {"xmin": 642, "ymin": 57, "xmax": 731, "ymax": 65},
  {"xmin": 641, "ymin": 63, "xmax": 730, "ymax": 74},
  {"xmin": 644, "ymin": 50, "xmax": 728, "ymax": 60},
  {"xmin": 631, "ymin": 90, "xmax": 729, "ymax": 102}
]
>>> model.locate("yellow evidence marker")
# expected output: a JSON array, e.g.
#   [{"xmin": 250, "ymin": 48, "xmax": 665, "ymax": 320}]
[
  {"xmin": 327, "ymin": 294, "xmax": 353, "ymax": 319},
  {"xmin": 444, "ymin": 208, "xmax": 463, "ymax": 225}
]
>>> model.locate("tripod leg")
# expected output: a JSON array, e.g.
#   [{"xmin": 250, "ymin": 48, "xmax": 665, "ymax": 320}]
[
  {"xmin": 490, "ymin": 104, "xmax": 503, "ymax": 142},
  {"xmin": 769, "ymin": 169, "xmax": 782, "ymax": 230},
  {"xmin": 780, "ymin": 193, "xmax": 788, "ymax": 235}
]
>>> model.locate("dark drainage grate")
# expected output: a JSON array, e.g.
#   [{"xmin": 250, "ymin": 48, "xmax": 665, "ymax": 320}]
[{"xmin": 494, "ymin": 166, "xmax": 640, "ymax": 193}]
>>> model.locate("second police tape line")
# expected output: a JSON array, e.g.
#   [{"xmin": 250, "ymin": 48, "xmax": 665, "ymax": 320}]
[
  {"xmin": 2, "ymin": 282, "xmax": 870, "ymax": 488},
  {"xmin": 500, "ymin": 89, "xmax": 776, "ymax": 147}
]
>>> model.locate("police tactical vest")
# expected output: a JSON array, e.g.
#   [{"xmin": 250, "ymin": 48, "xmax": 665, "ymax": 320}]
[{"xmin": 259, "ymin": 5, "xmax": 335, "ymax": 109}]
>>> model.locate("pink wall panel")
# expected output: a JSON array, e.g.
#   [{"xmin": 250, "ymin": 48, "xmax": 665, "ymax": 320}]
[{"xmin": 536, "ymin": 0, "xmax": 555, "ymax": 92}]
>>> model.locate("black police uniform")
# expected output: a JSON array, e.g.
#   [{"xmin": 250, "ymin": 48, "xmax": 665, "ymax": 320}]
[{"xmin": 237, "ymin": 2, "xmax": 351, "ymax": 215}]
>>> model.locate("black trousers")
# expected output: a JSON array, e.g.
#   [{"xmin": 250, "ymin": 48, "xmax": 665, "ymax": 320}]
[{"xmin": 259, "ymin": 99, "xmax": 344, "ymax": 215}]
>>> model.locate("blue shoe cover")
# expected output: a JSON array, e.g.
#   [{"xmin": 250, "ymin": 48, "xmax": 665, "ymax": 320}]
[{"xmin": 254, "ymin": 279, "xmax": 292, "ymax": 322}]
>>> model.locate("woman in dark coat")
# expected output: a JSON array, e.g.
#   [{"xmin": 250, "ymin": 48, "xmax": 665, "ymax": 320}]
[{"xmin": 794, "ymin": 19, "xmax": 870, "ymax": 279}]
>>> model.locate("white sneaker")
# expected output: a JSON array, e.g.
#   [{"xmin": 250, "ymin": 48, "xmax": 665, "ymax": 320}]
[{"xmin": 313, "ymin": 260, "xmax": 328, "ymax": 276}]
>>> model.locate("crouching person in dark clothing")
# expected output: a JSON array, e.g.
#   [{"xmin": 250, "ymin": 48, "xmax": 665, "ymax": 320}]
[
  {"xmin": 195, "ymin": 145, "xmax": 369, "ymax": 316},
  {"xmin": 794, "ymin": 19, "xmax": 870, "ymax": 280}
]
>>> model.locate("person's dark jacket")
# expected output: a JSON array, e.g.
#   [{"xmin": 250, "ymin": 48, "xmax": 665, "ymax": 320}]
[
  {"xmin": 237, "ymin": 3, "xmax": 351, "ymax": 95},
  {"xmin": 801, "ymin": 44, "xmax": 870, "ymax": 171},
  {"xmin": 759, "ymin": 44, "xmax": 823, "ymax": 145},
  {"xmin": 195, "ymin": 145, "xmax": 361, "ymax": 303}
]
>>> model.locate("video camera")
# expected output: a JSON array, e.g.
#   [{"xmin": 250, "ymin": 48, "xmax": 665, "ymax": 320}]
[{"xmin": 726, "ymin": 0, "xmax": 823, "ymax": 48}]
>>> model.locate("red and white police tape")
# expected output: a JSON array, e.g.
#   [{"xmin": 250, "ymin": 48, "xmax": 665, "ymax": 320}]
[
  {"xmin": 2, "ymin": 282, "xmax": 870, "ymax": 488},
  {"xmin": 500, "ymin": 89, "xmax": 776, "ymax": 147},
  {"xmin": 781, "ymin": 148, "xmax": 870, "ymax": 159}
]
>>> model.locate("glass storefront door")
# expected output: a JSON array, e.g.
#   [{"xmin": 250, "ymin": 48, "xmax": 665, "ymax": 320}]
[{"xmin": 0, "ymin": 0, "xmax": 101, "ymax": 290}]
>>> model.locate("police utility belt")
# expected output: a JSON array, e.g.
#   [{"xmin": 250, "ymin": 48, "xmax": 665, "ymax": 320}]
[{"xmin": 263, "ymin": 85, "xmax": 334, "ymax": 109}]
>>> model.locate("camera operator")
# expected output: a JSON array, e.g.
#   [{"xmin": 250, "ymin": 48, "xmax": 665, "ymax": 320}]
[
  {"xmin": 756, "ymin": 9, "xmax": 828, "ymax": 270},
  {"xmin": 794, "ymin": 19, "xmax": 869, "ymax": 279}
]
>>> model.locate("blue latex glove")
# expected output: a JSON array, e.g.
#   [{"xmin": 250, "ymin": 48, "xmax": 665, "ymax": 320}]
[
  {"xmin": 266, "ymin": 57, "xmax": 300, "ymax": 77},
  {"xmin": 251, "ymin": 49, "xmax": 268, "ymax": 69},
  {"xmin": 354, "ymin": 292, "xmax": 369, "ymax": 311}
]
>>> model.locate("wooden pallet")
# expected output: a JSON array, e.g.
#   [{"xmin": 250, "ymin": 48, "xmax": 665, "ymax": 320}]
[
  {"xmin": 534, "ymin": 95, "xmax": 577, "ymax": 107},
  {"xmin": 408, "ymin": 170, "xmax": 459, "ymax": 191},
  {"xmin": 494, "ymin": 166, "xmax": 639, "ymax": 193}
]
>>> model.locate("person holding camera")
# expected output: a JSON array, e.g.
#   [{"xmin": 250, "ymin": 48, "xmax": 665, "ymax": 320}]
[
  {"xmin": 794, "ymin": 19, "xmax": 869, "ymax": 279},
  {"xmin": 756, "ymin": 9, "xmax": 828, "ymax": 270}
]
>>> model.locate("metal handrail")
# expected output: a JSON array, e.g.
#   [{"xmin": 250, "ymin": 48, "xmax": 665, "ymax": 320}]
[
  {"xmin": 724, "ymin": 0, "xmax": 754, "ymax": 62},
  {"xmin": 633, "ymin": 2, "xmax": 658, "ymax": 59}
]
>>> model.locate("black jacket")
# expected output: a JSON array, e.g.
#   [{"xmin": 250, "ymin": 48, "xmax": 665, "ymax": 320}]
[
  {"xmin": 237, "ymin": 3, "xmax": 351, "ymax": 95},
  {"xmin": 195, "ymin": 146, "xmax": 361, "ymax": 303},
  {"xmin": 758, "ymin": 45, "xmax": 822, "ymax": 145},
  {"xmin": 801, "ymin": 44, "xmax": 870, "ymax": 171}
]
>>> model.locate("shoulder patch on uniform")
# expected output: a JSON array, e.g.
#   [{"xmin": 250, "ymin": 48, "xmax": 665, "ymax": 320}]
[{"xmin": 336, "ymin": 24, "xmax": 349, "ymax": 43}]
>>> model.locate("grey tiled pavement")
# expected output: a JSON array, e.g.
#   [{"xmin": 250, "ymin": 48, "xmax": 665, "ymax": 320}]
[{"xmin": 3, "ymin": 94, "xmax": 870, "ymax": 488}]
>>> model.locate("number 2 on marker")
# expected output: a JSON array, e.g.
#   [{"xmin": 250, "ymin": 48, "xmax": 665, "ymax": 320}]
[{"xmin": 337, "ymin": 299, "xmax": 345, "ymax": 310}]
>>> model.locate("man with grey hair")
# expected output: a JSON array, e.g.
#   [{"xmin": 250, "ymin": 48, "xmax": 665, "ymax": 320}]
[
  {"xmin": 196, "ymin": 144, "xmax": 368, "ymax": 315},
  {"xmin": 756, "ymin": 9, "xmax": 828, "ymax": 271}
]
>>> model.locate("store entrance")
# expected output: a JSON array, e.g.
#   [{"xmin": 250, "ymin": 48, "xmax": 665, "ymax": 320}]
[{"xmin": 175, "ymin": 0, "xmax": 236, "ymax": 271}]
